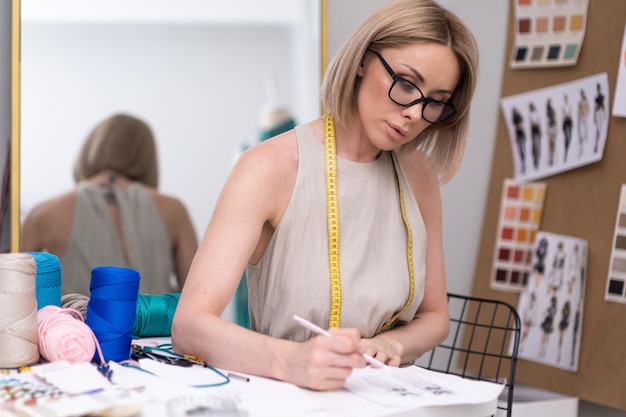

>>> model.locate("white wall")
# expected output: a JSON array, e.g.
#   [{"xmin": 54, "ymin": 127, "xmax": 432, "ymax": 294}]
[{"xmin": 20, "ymin": 1, "xmax": 321, "ymax": 241}]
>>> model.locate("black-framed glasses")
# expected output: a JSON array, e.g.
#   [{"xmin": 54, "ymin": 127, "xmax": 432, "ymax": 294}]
[{"xmin": 372, "ymin": 51, "xmax": 457, "ymax": 124}]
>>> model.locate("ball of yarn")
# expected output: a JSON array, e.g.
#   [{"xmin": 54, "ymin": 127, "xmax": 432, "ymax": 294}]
[
  {"xmin": 133, "ymin": 293, "xmax": 180, "ymax": 338},
  {"xmin": 86, "ymin": 266, "xmax": 140, "ymax": 363},
  {"xmin": 37, "ymin": 305, "xmax": 97, "ymax": 363},
  {"xmin": 28, "ymin": 252, "xmax": 62, "ymax": 309},
  {"xmin": 0, "ymin": 253, "xmax": 40, "ymax": 368},
  {"xmin": 61, "ymin": 293, "xmax": 90, "ymax": 319}
]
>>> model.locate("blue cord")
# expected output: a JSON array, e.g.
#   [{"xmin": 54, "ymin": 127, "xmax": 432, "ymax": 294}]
[{"xmin": 128, "ymin": 344, "xmax": 230, "ymax": 387}]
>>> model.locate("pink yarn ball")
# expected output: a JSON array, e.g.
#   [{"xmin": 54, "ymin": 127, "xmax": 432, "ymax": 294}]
[{"xmin": 37, "ymin": 305, "xmax": 96, "ymax": 363}]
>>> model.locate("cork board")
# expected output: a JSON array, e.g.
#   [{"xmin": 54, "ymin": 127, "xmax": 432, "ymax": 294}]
[{"xmin": 470, "ymin": 0, "xmax": 626, "ymax": 410}]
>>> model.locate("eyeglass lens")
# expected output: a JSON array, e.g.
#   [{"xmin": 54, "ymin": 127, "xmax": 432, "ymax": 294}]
[
  {"xmin": 389, "ymin": 80, "xmax": 455, "ymax": 124},
  {"xmin": 373, "ymin": 51, "xmax": 456, "ymax": 124}
]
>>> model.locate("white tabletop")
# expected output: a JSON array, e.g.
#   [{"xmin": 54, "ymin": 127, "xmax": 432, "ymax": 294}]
[{"xmin": 107, "ymin": 360, "xmax": 500, "ymax": 417}]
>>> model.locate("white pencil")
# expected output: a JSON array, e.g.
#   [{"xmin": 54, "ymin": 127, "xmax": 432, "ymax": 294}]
[{"xmin": 293, "ymin": 314, "xmax": 386, "ymax": 368}]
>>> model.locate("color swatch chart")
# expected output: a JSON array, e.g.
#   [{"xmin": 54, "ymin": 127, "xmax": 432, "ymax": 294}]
[
  {"xmin": 511, "ymin": 0, "xmax": 589, "ymax": 69},
  {"xmin": 605, "ymin": 184, "xmax": 626, "ymax": 304},
  {"xmin": 491, "ymin": 179, "xmax": 547, "ymax": 292}
]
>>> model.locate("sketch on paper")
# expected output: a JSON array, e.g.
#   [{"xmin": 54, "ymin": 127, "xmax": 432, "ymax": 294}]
[
  {"xmin": 516, "ymin": 231, "xmax": 587, "ymax": 372},
  {"xmin": 345, "ymin": 365, "xmax": 503, "ymax": 408},
  {"xmin": 500, "ymin": 72, "xmax": 609, "ymax": 183}
]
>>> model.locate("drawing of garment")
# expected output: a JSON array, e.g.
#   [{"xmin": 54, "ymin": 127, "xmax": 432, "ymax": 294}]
[
  {"xmin": 523, "ymin": 298, "xmax": 536, "ymax": 328},
  {"xmin": 533, "ymin": 238, "xmax": 548, "ymax": 274},
  {"xmin": 546, "ymin": 100, "xmax": 557, "ymax": 166},
  {"xmin": 577, "ymin": 90, "xmax": 589, "ymax": 157},
  {"xmin": 548, "ymin": 249, "xmax": 566, "ymax": 293},
  {"xmin": 558, "ymin": 303, "xmax": 570, "ymax": 331},
  {"xmin": 562, "ymin": 95, "xmax": 573, "ymax": 162},
  {"xmin": 541, "ymin": 303, "xmax": 556, "ymax": 334},
  {"xmin": 594, "ymin": 86, "xmax": 606, "ymax": 153},
  {"xmin": 529, "ymin": 103, "xmax": 541, "ymax": 169},
  {"xmin": 512, "ymin": 108, "xmax": 526, "ymax": 174},
  {"xmin": 566, "ymin": 245, "xmax": 581, "ymax": 294}
]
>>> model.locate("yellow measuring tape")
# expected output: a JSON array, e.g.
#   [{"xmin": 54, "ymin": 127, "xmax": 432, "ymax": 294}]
[
  {"xmin": 323, "ymin": 114, "xmax": 416, "ymax": 332},
  {"xmin": 324, "ymin": 114, "xmax": 342, "ymax": 329}
]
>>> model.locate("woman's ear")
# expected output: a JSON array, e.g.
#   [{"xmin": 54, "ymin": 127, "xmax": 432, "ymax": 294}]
[{"xmin": 356, "ymin": 60, "xmax": 365, "ymax": 77}]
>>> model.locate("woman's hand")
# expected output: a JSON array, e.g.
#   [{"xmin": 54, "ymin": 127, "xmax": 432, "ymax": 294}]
[
  {"xmin": 361, "ymin": 336, "xmax": 403, "ymax": 367},
  {"xmin": 285, "ymin": 328, "xmax": 366, "ymax": 391}
]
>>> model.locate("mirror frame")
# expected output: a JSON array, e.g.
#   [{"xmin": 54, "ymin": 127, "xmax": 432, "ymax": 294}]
[
  {"xmin": 10, "ymin": 0, "xmax": 20, "ymax": 252},
  {"xmin": 10, "ymin": 0, "xmax": 328, "ymax": 252}
]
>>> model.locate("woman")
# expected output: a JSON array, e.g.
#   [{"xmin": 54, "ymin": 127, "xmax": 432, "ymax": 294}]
[
  {"xmin": 173, "ymin": 0, "xmax": 479, "ymax": 391},
  {"xmin": 20, "ymin": 113, "xmax": 198, "ymax": 296}
]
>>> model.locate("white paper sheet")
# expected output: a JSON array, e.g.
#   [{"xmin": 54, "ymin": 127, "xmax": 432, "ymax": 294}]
[{"xmin": 344, "ymin": 365, "xmax": 504, "ymax": 408}]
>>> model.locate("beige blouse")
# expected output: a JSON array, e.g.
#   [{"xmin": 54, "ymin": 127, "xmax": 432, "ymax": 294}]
[
  {"xmin": 247, "ymin": 123, "xmax": 427, "ymax": 341},
  {"xmin": 62, "ymin": 182, "xmax": 174, "ymax": 296}
]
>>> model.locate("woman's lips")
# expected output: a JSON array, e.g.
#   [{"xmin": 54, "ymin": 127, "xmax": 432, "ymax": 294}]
[{"xmin": 387, "ymin": 122, "xmax": 407, "ymax": 141}]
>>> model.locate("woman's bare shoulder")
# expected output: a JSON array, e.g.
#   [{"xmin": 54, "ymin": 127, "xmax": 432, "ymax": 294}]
[
  {"xmin": 20, "ymin": 190, "xmax": 77, "ymax": 251},
  {"xmin": 22, "ymin": 190, "xmax": 77, "ymax": 224},
  {"xmin": 234, "ymin": 127, "xmax": 301, "ymax": 187},
  {"xmin": 397, "ymin": 148, "xmax": 442, "ymax": 222}
]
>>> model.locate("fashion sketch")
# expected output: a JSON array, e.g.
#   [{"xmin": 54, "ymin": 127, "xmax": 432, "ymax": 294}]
[
  {"xmin": 515, "ymin": 232, "xmax": 587, "ymax": 372},
  {"xmin": 512, "ymin": 107, "xmax": 526, "ymax": 174},
  {"xmin": 557, "ymin": 300, "xmax": 570, "ymax": 363},
  {"xmin": 539, "ymin": 295, "xmax": 557, "ymax": 358},
  {"xmin": 577, "ymin": 89, "xmax": 589, "ymax": 158},
  {"xmin": 520, "ymin": 291, "xmax": 537, "ymax": 352},
  {"xmin": 529, "ymin": 102, "xmax": 541, "ymax": 169},
  {"xmin": 532, "ymin": 237, "xmax": 548, "ymax": 287},
  {"xmin": 547, "ymin": 241, "xmax": 566, "ymax": 295},
  {"xmin": 561, "ymin": 93, "xmax": 573, "ymax": 163},
  {"xmin": 546, "ymin": 98, "xmax": 557, "ymax": 166},
  {"xmin": 501, "ymin": 72, "xmax": 609, "ymax": 183},
  {"xmin": 593, "ymin": 82, "xmax": 606, "ymax": 153}
]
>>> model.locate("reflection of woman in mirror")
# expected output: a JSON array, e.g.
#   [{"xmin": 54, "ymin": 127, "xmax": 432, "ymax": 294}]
[
  {"xmin": 512, "ymin": 107, "xmax": 526, "ymax": 174},
  {"xmin": 546, "ymin": 98, "xmax": 557, "ymax": 166},
  {"xmin": 173, "ymin": 0, "xmax": 480, "ymax": 391},
  {"xmin": 593, "ymin": 82, "xmax": 606, "ymax": 153},
  {"xmin": 20, "ymin": 113, "xmax": 199, "ymax": 296}
]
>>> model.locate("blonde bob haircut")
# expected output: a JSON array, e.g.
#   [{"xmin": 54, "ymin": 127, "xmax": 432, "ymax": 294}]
[
  {"xmin": 73, "ymin": 113, "xmax": 159, "ymax": 188},
  {"xmin": 321, "ymin": 0, "xmax": 479, "ymax": 183}
]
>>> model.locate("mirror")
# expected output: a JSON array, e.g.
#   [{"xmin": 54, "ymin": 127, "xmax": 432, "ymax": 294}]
[
  {"xmin": 16, "ymin": 0, "xmax": 325, "ymax": 246},
  {"xmin": 3, "ymin": 0, "xmax": 18, "ymax": 252}
]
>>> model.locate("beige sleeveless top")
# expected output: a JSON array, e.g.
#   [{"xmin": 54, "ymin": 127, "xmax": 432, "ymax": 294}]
[
  {"xmin": 62, "ymin": 182, "xmax": 175, "ymax": 296},
  {"xmin": 247, "ymin": 123, "xmax": 427, "ymax": 341}
]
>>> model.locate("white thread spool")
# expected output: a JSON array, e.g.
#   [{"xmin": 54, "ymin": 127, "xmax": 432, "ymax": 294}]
[{"xmin": 0, "ymin": 253, "xmax": 40, "ymax": 367}]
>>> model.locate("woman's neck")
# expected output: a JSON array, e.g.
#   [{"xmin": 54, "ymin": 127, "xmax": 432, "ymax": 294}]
[
  {"xmin": 333, "ymin": 119, "xmax": 382, "ymax": 163},
  {"xmin": 86, "ymin": 171, "xmax": 130, "ymax": 187}
]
